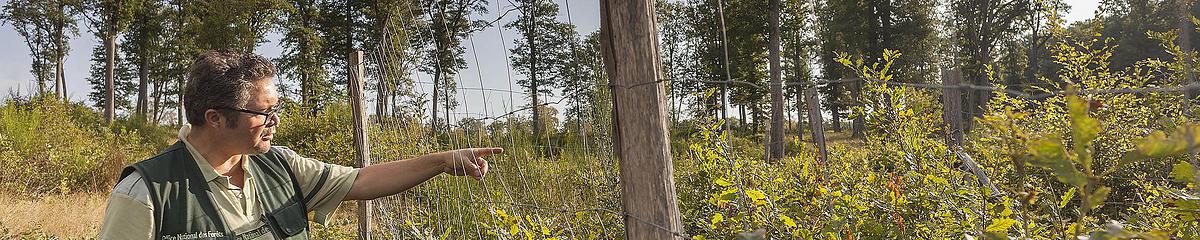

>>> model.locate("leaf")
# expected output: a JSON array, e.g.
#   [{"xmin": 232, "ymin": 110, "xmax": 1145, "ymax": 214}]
[
  {"xmin": 718, "ymin": 188, "xmax": 739, "ymax": 201},
  {"xmin": 1084, "ymin": 187, "xmax": 1111, "ymax": 211},
  {"xmin": 711, "ymin": 213, "xmax": 724, "ymax": 226},
  {"xmin": 780, "ymin": 215, "xmax": 797, "ymax": 228},
  {"xmin": 1067, "ymin": 95, "xmax": 1101, "ymax": 144},
  {"xmin": 985, "ymin": 218, "xmax": 1018, "ymax": 232},
  {"xmin": 1060, "ymin": 188, "xmax": 1076, "ymax": 208},
  {"xmin": 1073, "ymin": 116, "xmax": 1101, "ymax": 148},
  {"xmin": 1171, "ymin": 161, "xmax": 1195, "ymax": 183},
  {"xmin": 1136, "ymin": 131, "xmax": 1186, "ymax": 158},
  {"xmin": 745, "ymin": 189, "xmax": 768, "ymax": 205},
  {"xmin": 714, "ymin": 178, "xmax": 735, "ymax": 187},
  {"xmin": 1028, "ymin": 138, "xmax": 1087, "ymax": 187}
]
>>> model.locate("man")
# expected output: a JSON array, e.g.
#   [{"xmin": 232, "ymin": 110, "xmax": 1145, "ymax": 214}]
[{"xmin": 98, "ymin": 50, "xmax": 502, "ymax": 239}]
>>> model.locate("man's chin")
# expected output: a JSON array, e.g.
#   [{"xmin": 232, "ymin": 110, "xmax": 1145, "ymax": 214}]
[{"xmin": 252, "ymin": 143, "xmax": 271, "ymax": 154}]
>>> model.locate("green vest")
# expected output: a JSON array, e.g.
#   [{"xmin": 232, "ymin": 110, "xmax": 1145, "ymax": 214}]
[{"xmin": 119, "ymin": 141, "xmax": 313, "ymax": 240}]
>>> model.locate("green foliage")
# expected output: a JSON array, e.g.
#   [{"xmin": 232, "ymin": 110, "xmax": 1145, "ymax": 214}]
[{"xmin": 0, "ymin": 97, "xmax": 165, "ymax": 196}]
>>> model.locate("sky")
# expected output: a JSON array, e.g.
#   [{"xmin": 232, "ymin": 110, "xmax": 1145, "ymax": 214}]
[{"xmin": 0, "ymin": 0, "xmax": 1096, "ymax": 121}]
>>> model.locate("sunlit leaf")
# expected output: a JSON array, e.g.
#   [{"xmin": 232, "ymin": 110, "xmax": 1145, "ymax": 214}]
[
  {"xmin": 1171, "ymin": 161, "xmax": 1195, "ymax": 183},
  {"xmin": 1060, "ymin": 188, "xmax": 1076, "ymax": 208},
  {"xmin": 1029, "ymin": 138, "xmax": 1087, "ymax": 187},
  {"xmin": 714, "ymin": 178, "xmax": 735, "ymax": 187},
  {"xmin": 985, "ymin": 218, "xmax": 1017, "ymax": 232},
  {"xmin": 780, "ymin": 215, "xmax": 796, "ymax": 228}
]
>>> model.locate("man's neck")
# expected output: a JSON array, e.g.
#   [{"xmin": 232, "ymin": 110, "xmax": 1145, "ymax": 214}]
[{"xmin": 186, "ymin": 127, "xmax": 243, "ymax": 175}]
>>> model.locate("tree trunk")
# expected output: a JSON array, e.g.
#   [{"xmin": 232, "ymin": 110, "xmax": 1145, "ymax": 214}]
[
  {"xmin": 795, "ymin": 90, "xmax": 804, "ymax": 141},
  {"xmin": 56, "ymin": 54, "xmax": 65, "ymax": 98},
  {"xmin": 767, "ymin": 0, "xmax": 784, "ymax": 160},
  {"xmin": 831, "ymin": 104, "xmax": 842, "ymax": 132},
  {"xmin": 105, "ymin": 29, "xmax": 116, "ymax": 123},
  {"xmin": 54, "ymin": 2, "xmax": 66, "ymax": 100},
  {"xmin": 151, "ymin": 79, "xmax": 163, "ymax": 124},
  {"xmin": 527, "ymin": 0, "xmax": 542, "ymax": 139},
  {"xmin": 136, "ymin": 57, "xmax": 149, "ymax": 121},
  {"xmin": 717, "ymin": 0, "xmax": 731, "ymax": 133},
  {"xmin": 432, "ymin": 67, "xmax": 441, "ymax": 132},
  {"xmin": 738, "ymin": 104, "xmax": 746, "ymax": 128}
]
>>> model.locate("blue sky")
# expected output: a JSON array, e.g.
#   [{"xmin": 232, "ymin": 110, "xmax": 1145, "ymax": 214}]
[{"xmin": 0, "ymin": 0, "xmax": 1094, "ymax": 119}]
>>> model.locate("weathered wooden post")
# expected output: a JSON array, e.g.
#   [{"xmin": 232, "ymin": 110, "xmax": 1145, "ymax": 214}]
[
  {"xmin": 348, "ymin": 51, "xmax": 373, "ymax": 240},
  {"xmin": 599, "ymin": 0, "xmax": 685, "ymax": 238},
  {"xmin": 804, "ymin": 87, "xmax": 828, "ymax": 163},
  {"xmin": 942, "ymin": 68, "xmax": 964, "ymax": 146},
  {"xmin": 942, "ymin": 68, "xmax": 1001, "ymax": 197}
]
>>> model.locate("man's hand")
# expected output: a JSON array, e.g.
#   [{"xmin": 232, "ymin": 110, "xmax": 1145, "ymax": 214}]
[{"xmin": 442, "ymin": 148, "xmax": 504, "ymax": 180}]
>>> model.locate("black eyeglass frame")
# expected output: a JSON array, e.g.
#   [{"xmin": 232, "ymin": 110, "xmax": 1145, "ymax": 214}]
[{"xmin": 213, "ymin": 105, "xmax": 282, "ymax": 127}]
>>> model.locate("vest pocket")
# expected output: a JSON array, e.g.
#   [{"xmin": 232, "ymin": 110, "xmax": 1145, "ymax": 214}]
[{"xmin": 264, "ymin": 199, "xmax": 308, "ymax": 237}]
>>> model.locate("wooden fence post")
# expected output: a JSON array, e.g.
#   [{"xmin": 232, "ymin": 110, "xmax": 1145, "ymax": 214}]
[
  {"xmin": 599, "ymin": 0, "xmax": 685, "ymax": 238},
  {"xmin": 805, "ymin": 87, "xmax": 827, "ymax": 163},
  {"xmin": 348, "ymin": 51, "xmax": 373, "ymax": 240},
  {"xmin": 942, "ymin": 68, "xmax": 964, "ymax": 146}
]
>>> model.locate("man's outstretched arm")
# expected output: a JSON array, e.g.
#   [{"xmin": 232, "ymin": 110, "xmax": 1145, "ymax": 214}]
[{"xmin": 343, "ymin": 147, "xmax": 503, "ymax": 200}]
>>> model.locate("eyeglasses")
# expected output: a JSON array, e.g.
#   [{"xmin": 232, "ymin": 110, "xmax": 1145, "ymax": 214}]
[{"xmin": 215, "ymin": 105, "xmax": 281, "ymax": 128}]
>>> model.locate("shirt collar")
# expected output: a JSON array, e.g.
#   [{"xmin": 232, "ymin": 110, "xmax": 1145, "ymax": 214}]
[{"xmin": 179, "ymin": 124, "xmax": 250, "ymax": 183}]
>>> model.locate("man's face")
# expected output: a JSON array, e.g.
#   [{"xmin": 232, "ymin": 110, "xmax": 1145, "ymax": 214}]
[{"xmin": 218, "ymin": 79, "xmax": 279, "ymax": 154}]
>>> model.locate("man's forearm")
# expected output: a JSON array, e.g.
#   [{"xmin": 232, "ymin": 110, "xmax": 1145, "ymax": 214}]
[{"xmin": 343, "ymin": 152, "xmax": 447, "ymax": 200}]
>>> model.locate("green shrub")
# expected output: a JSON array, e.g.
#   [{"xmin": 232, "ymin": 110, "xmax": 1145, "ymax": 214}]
[{"xmin": 0, "ymin": 96, "xmax": 163, "ymax": 195}]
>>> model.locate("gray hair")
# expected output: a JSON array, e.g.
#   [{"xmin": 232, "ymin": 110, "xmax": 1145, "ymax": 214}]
[{"xmin": 183, "ymin": 50, "xmax": 277, "ymax": 128}]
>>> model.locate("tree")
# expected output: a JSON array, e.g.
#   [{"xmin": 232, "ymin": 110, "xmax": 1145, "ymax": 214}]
[
  {"xmin": 364, "ymin": 0, "xmax": 421, "ymax": 121},
  {"xmin": 278, "ymin": 0, "xmax": 333, "ymax": 109},
  {"xmin": 1, "ymin": 0, "xmax": 81, "ymax": 99},
  {"xmin": 816, "ymin": 0, "xmax": 941, "ymax": 138},
  {"xmin": 416, "ymin": 0, "xmax": 487, "ymax": 133},
  {"xmin": 82, "ymin": 0, "xmax": 135, "ymax": 122},
  {"xmin": 560, "ymin": 29, "xmax": 608, "ymax": 136},
  {"xmin": 508, "ymin": 0, "xmax": 574, "ymax": 138},
  {"xmin": 121, "ymin": 0, "xmax": 166, "ymax": 121},
  {"xmin": 657, "ymin": 0, "xmax": 693, "ymax": 123},
  {"xmin": 768, "ymin": 0, "xmax": 784, "ymax": 160},
  {"xmin": 781, "ymin": 0, "xmax": 814, "ymax": 141},
  {"xmin": 949, "ymin": 0, "xmax": 1032, "ymax": 128},
  {"xmin": 86, "ymin": 41, "xmax": 136, "ymax": 118}
]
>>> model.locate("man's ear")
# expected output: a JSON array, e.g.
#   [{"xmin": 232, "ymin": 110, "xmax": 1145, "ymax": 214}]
[{"xmin": 204, "ymin": 109, "xmax": 225, "ymax": 128}]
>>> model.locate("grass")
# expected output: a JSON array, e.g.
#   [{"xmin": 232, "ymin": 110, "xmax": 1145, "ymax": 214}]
[{"xmin": 0, "ymin": 193, "xmax": 106, "ymax": 238}]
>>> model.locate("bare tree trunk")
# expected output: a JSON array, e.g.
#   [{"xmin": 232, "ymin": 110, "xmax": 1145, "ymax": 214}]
[
  {"xmin": 738, "ymin": 104, "xmax": 746, "ymax": 128},
  {"xmin": 767, "ymin": 0, "xmax": 784, "ymax": 160},
  {"xmin": 105, "ymin": 29, "xmax": 116, "ymax": 122},
  {"xmin": 432, "ymin": 65, "xmax": 441, "ymax": 132},
  {"xmin": 56, "ymin": 52, "xmax": 65, "ymax": 99},
  {"xmin": 717, "ymin": 0, "xmax": 731, "ymax": 133},
  {"xmin": 795, "ymin": 89, "xmax": 804, "ymax": 141},
  {"xmin": 151, "ymin": 77, "xmax": 165, "ymax": 124},
  {"xmin": 54, "ymin": 2, "xmax": 66, "ymax": 100},
  {"xmin": 136, "ymin": 57, "xmax": 149, "ymax": 121},
  {"xmin": 527, "ymin": 0, "xmax": 542, "ymax": 139},
  {"xmin": 831, "ymin": 104, "xmax": 842, "ymax": 132}
]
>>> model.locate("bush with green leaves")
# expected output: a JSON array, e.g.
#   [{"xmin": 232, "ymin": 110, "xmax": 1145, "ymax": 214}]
[{"xmin": 0, "ymin": 96, "xmax": 165, "ymax": 195}]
